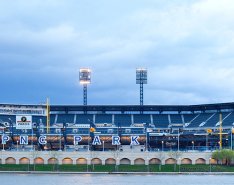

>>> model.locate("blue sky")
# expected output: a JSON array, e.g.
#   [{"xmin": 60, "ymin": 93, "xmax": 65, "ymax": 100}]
[{"xmin": 1, "ymin": 0, "xmax": 234, "ymax": 105}]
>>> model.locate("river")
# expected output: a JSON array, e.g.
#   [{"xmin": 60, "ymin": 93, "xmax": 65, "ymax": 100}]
[{"xmin": 0, "ymin": 174, "xmax": 233, "ymax": 185}]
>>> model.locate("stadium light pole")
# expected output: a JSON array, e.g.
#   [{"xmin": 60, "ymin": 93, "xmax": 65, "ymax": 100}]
[
  {"xmin": 136, "ymin": 68, "xmax": 147, "ymax": 109},
  {"xmin": 145, "ymin": 125, "xmax": 148, "ymax": 152},
  {"xmin": 102, "ymin": 140, "xmax": 105, "ymax": 152},
  {"xmin": 79, "ymin": 68, "xmax": 91, "ymax": 106},
  {"xmin": 2, "ymin": 128, "xmax": 5, "ymax": 151},
  {"xmin": 192, "ymin": 141, "xmax": 194, "ymax": 151},
  {"xmin": 46, "ymin": 98, "xmax": 50, "ymax": 134},
  {"xmin": 177, "ymin": 129, "xmax": 180, "ymax": 152},
  {"xmin": 59, "ymin": 128, "xmax": 62, "ymax": 151},
  {"xmin": 31, "ymin": 123, "xmax": 34, "ymax": 151},
  {"xmin": 9, "ymin": 118, "xmax": 13, "ymax": 149},
  {"xmin": 219, "ymin": 113, "xmax": 222, "ymax": 150},
  {"xmin": 88, "ymin": 130, "xmax": 90, "ymax": 152},
  {"xmin": 161, "ymin": 141, "xmax": 164, "ymax": 151}
]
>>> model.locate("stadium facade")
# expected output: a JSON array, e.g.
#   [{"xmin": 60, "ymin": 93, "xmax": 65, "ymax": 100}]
[{"xmin": 0, "ymin": 102, "xmax": 234, "ymax": 152}]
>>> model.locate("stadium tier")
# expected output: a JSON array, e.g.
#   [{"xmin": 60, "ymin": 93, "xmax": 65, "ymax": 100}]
[{"xmin": 0, "ymin": 103, "xmax": 234, "ymax": 151}]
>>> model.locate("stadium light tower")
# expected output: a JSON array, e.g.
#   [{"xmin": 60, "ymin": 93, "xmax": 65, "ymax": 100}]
[
  {"xmin": 136, "ymin": 68, "xmax": 147, "ymax": 106},
  {"xmin": 79, "ymin": 68, "xmax": 91, "ymax": 105}
]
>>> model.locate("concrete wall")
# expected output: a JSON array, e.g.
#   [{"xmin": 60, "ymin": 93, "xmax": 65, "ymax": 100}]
[{"xmin": 0, "ymin": 151, "xmax": 213, "ymax": 165}]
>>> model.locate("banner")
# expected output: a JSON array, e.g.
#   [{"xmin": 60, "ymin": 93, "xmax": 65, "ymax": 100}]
[{"xmin": 16, "ymin": 115, "xmax": 32, "ymax": 129}]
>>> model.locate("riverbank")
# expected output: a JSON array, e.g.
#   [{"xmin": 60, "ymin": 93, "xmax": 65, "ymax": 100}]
[
  {"xmin": 1, "ymin": 171, "xmax": 234, "ymax": 175},
  {"xmin": 1, "ymin": 164, "xmax": 234, "ymax": 173}
]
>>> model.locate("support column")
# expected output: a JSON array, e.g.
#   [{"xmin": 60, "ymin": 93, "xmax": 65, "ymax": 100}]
[
  {"xmin": 2, "ymin": 159, "xmax": 5, "ymax": 164},
  {"xmin": 16, "ymin": 158, "xmax": 20, "ymax": 165},
  {"xmin": 191, "ymin": 159, "xmax": 196, "ymax": 165},
  {"xmin": 87, "ymin": 158, "xmax": 91, "ymax": 165},
  {"xmin": 30, "ymin": 159, "xmax": 34, "ymax": 165},
  {"xmin": 58, "ymin": 159, "xmax": 62, "ymax": 165},
  {"xmin": 145, "ymin": 160, "xmax": 149, "ymax": 165},
  {"xmin": 116, "ymin": 159, "xmax": 120, "ymax": 165}
]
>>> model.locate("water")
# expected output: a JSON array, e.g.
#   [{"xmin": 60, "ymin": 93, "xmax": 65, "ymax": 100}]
[{"xmin": 0, "ymin": 174, "xmax": 233, "ymax": 185}]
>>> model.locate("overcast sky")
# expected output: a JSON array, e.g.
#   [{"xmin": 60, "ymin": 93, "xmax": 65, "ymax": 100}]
[{"xmin": 1, "ymin": 0, "xmax": 234, "ymax": 105}]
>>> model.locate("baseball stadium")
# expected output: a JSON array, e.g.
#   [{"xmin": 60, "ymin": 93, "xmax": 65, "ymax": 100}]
[{"xmin": 0, "ymin": 68, "xmax": 233, "ymax": 170}]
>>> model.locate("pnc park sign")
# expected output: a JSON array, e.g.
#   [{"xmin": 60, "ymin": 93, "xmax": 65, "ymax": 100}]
[
  {"xmin": 1, "ymin": 135, "xmax": 140, "ymax": 146},
  {"xmin": 1, "ymin": 115, "xmax": 141, "ymax": 146}
]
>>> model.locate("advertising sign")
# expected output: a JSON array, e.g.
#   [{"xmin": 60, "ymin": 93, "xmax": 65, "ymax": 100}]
[{"xmin": 16, "ymin": 115, "xmax": 32, "ymax": 129}]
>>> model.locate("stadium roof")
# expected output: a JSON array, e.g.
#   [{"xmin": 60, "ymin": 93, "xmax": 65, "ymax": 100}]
[
  {"xmin": 49, "ymin": 102, "xmax": 234, "ymax": 113},
  {"xmin": 1, "ymin": 102, "xmax": 234, "ymax": 113}
]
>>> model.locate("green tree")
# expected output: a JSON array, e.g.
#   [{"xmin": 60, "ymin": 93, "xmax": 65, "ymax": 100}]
[
  {"xmin": 221, "ymin": 149, "xmax": 234, "ymax": 165},
  {"xmin": 212, "ymin": 150, "xmax": 222, "ymax": 164},
  {"xmin": 212, "ymin": 149, "xmax": 234, "ymax": 165}
]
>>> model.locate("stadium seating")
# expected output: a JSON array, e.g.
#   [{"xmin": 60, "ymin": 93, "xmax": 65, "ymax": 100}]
[
  {"xmin": 114, "ymin": 114, "xmax": 132, "ymax": 127},
  {"xmin": 204, "ymin": 112, "xmax": 229, "ymax": 127},
  {"xmin": 133, "ymin": 114, "xmax": 151, "ymax": 123},
  {"xmin": 2, "ymin": 112, "xmax": 234, "ymax": 134},
  {"xmin": 222, "ymin": 112, "xmax": 234, "ymax": 127},
  {"xmin": 183, "ymin": 114, "xmax": 198, "ymax": 124},
  {"xmin": 170, "ymin": 114, "xmax": 183, "ymax": 124},
  {"xmin": 186, "ymin": 113, "xmax": 213, "ymax": 128},
  {"xmin": 95, "ymin": 114, "xmax": 112, "ymax": 123},
  {"xmin": 0, "ymin": 115, "xmax": 16, "ymax": 125},
  {"xmin": 75, "ymin": 114, "xmax": 93, "ymax": 124},
  {"xmin": 50, "ymin": 114, "xmax": 56, "ymax": 124},
  {"xmin": 152, "ymin": 114, "xmax": 169, "ymax": 128},
  {"xmin": 56, "ymin": 114, "xmax": 75, "ymax": 124}
]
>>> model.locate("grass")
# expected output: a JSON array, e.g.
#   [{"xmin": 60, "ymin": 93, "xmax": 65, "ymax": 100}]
[{"xmin": 1, "ymin": 164, "xmax": 234, "ymax": 172}]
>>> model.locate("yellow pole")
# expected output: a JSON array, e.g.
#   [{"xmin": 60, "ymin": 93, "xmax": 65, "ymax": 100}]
[
  {"xmin": 46, "ymin": 98, "xmax": 50, "ymax": 134},
  {"xmin": 219, "ymin": 113, "xmax": 222, "ymax": 150}
]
